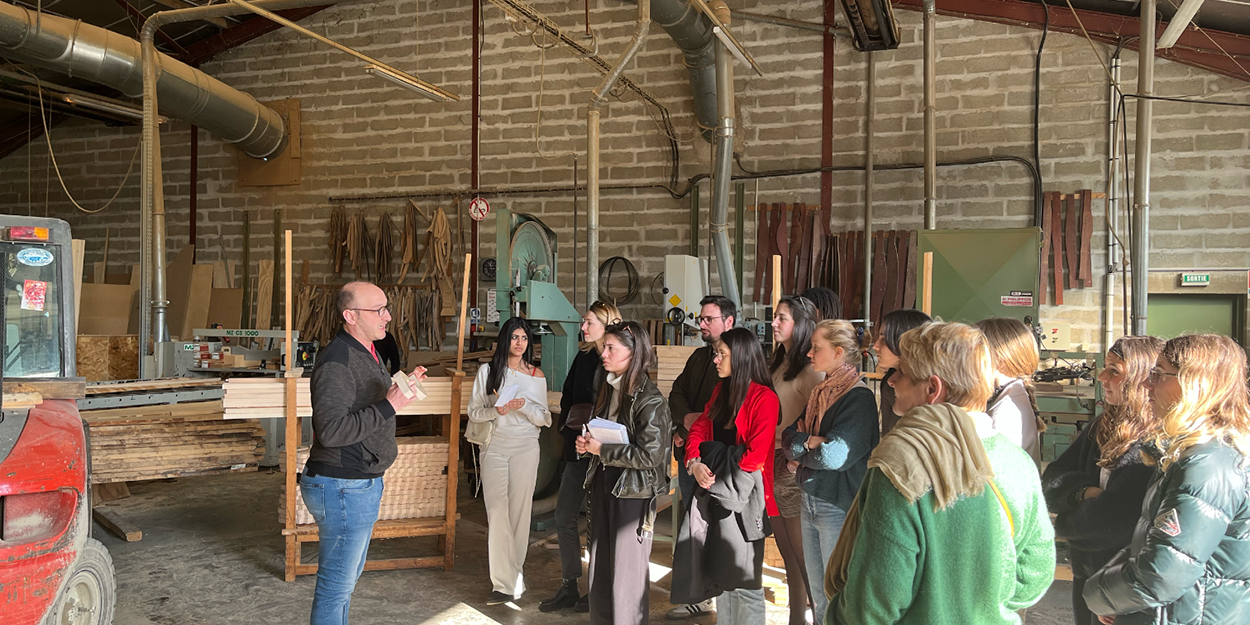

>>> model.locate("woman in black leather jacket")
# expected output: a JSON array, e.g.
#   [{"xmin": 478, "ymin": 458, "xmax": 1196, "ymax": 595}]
[
  {"xmin": 1042, "ymin": 335, "xmax": 1163, "ymax": 625},
  {"xmin": 575, "ymin": 321, "xmax": 672, "ymax": 625},
  {"xmin": 1085, "ymin": 334, "xmax": 1250, "ymax": 625}
]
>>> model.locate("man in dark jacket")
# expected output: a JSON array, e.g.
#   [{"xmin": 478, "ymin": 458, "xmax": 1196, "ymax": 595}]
[
  {"xmin": 302, "ymin": 281, "xmax": 426, "ymax": 625},
  {"xmin": 666, "ymin": 295, "xmax": 734, "ymax": 620}
]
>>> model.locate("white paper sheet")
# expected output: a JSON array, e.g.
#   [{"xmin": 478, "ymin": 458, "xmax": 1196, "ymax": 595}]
[
  {"xmin": 586, "ymin": 417, "xmax": 630, "ymax": 445},
  {"xmin": 494, "ymin": 385, "xmax": 520, "ymax": 407}
]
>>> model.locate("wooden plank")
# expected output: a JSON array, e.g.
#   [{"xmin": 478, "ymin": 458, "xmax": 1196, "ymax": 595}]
[
  {"xmin": 107, "ymin": 335, "xmax": 139, "ymax": 381},
  {"xmin": 870, "ymin": 231, "xmax": 889, "ymax": 328},
  {"xmin": 1051, "ymin": 193, "xmax": 1065, "ymax": 305},
  {"xmin": 903, "ymin": 230, "xmax": 918, "ymax": 310},
  {"xmin": 1040, "ymin": 191, "xmax": 1053, "ymax": 305},
  {"xmin": 92, "ymin": 506, "xmax": 142, "ymax": 542},
  {"xmin": 1065, "ymin": 193, "xmax": 1079, "ymax": 290},
  {"xmin": 922, "ymin": 252, "xmax": 933, "ymax": 316},
  {"xmin": 86, "ymin": 378, "xmax": 221, "ymax": 395},
  {"xmin": 3, "ymin": 379, "xmax": 85, "ymax": 399},
  {"xmin": 1080, "ymin": 189, "xmax": 1094, "ymax": 288},
  {"xmin": 256, "ymin": 259, "xmax": 275, "ymax": 332},
  {"xmin": 772, "ymin": 204, "xmax": 788, "ymax": 298},
  {"xmin": 753, "ymin": 203, "xmax": 770, "ymax": 303},
  {"xmin": 72, "ymin": 238, "xmax": 85, "ymax": 332},
  {"xmin": 794, "ymin": 204, "xmax": 811, "ymax": 292},
  {"xmin": 76, "ymin": 336, "xmax": 110, "ymax": 382},
  {"xmin": 207, "ymin": 288, "xmax": 244, "ymax": 328},
  {"xmin": 285, "ymin": 516, "xmax": 448, "ymax": 539},
  {"xmin": 79, "ymin": 284, "xmax": 137, "ymax": 336},
  {"xmin": 882, "ymin": 231, "xmax": 900, "ymax": 319}
]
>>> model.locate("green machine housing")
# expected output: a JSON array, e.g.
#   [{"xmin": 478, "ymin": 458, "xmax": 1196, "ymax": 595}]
[{"xmin": 493, "ymin": 207, "xmax": 581, "ymax": 392}]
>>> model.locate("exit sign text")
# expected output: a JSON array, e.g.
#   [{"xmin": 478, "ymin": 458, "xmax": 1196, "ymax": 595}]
[{"xmin": 1180, "ymin": 273, "xmax": 1210, "ymax": 286}]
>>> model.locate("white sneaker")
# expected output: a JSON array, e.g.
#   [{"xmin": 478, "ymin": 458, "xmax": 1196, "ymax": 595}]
[{"xmin": 666, "ymin": 599, "xmax": 715, "ymax": 619}]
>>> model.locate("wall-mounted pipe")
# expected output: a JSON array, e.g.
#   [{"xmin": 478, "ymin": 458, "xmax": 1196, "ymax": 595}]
[
  {"xmin": 586, "ymin": 0, "xmax": 650, "ymax": 305},
  {"xmin": 1104, "ymin": 53, "xmax": 1121, "ymax": 350},
  {"xmin": 652, "ymin": 0, "xmax": 717, "ymax": 142},
  {"xmin": 1131, "ymin": 0, "xmax": 1155, "ymax": 335},
  {"xmin": 922, "ymin": 0, "xmax": 937, "ymax": 229},
  {"xmin": 863, "ymin": 53, "xmax": 875, "ymax": 325},
  {"xmin": 708, "ymin": 1, "xmax": 741, "ymax": 310}
]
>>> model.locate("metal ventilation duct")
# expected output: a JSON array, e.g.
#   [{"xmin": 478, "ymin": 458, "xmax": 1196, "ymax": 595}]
[
  {"xmin": 0, "ymin": 1, "xmax": 286, "ymax": 159},
  {"xmin": 652, "ymin": 0, "xmax": 717, "ymax": 142}
]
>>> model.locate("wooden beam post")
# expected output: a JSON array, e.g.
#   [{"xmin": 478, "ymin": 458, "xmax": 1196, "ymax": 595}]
[
  {"xmin": 922, "ymin": 251, "xmax": 933, "ymax": 316},
  {"xmin": 283, "ymin": 229, "xmax": 298, "ymax": 582}
]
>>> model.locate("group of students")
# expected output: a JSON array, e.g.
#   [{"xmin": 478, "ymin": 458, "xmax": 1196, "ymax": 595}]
[{"xmin": 466, "ymin": 290, "xmax": 1250, "ymax": 625}]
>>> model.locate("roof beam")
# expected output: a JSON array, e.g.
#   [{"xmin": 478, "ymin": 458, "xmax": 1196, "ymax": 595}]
[
  {"xmin": 146, "ymin": 0, "xmax": 232, "ymax": 29},
  {"xmin": 184, "ymin": 6, "xmax": 330, "ymax": 67},
  {"xmin": 892, "ymin": 0, "xmax": 1250, "ymax": 82}
]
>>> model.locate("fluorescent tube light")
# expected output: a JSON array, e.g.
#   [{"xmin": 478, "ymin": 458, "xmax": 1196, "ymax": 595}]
[
  {"xmin": 1157, "ymin": 0, "xmax": 1205, "ymax": 49},
  {"xmin": 61, "ymin": 94, "xmax": 167, "ymax": 124},
  {"xmin": 363, "ymin": 65, "xmax": 460, "ymax": 103}
]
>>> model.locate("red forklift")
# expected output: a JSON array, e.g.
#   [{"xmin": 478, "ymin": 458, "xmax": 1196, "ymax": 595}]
[{"xmin": 0, "ymin": 216, "xmax": 116, "ymax": 624}]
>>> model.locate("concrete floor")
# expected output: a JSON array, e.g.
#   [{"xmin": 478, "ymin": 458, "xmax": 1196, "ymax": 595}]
[{"xmin": 94, "ymin": 470, "xmax": 1075, "ymax": 624}]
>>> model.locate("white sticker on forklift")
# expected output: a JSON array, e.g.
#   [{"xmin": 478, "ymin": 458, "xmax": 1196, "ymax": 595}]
[
  {"xmin": 1001, "ymin": 291, "xmax": 1033, "ymax": 307},
  {"xmin": 16, "ymin": 247, "xmax": 54, "ymax": 267},
  {"xmin": 21, "ymin": 279, "xmax": 47, "ymax": 311}
]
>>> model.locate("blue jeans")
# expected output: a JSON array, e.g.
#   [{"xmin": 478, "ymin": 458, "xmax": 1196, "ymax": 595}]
[
  {"xmin": 800, "ymin": 493, "xmax": 847, "ymax": 625},
  {"xmin": 300, "ymin": 473, "xmax": 384, "ymax": 625},
  {"xmin": 718, "ymin": 587, "xmax": 767, "ymax": 625}
]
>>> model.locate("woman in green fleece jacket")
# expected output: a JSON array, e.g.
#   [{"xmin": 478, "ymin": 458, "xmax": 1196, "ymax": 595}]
[{"xmin": 825, "ymin": 322, "xmax": 1055, "ymax": 625}]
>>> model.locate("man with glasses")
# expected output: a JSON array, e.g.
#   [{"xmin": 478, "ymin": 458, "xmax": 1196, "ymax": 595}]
[
  {"xmin": 665, "ymin": 295, "xmax": 735, "ymax": 620},
  {"xmin": 302, "ymin": 281, "xmax": 427, "ymax": 625}
]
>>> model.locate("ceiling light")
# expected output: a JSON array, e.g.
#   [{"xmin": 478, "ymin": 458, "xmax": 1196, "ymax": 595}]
[
  {"xmin": 1157, "ymin": 0, "xmax": 1206, "ymax": 49},
  {"xmin": 62, "ymin": 94, "xmax": 167, "ymax": 124},
  {"xmin": 363, "ymin": 65, "xmax": 460, "ymax": 102}
]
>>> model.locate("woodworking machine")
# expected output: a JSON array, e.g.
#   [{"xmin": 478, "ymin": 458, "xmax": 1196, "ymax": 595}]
[{"xmin": 493, "ymin": 208, "xmax": 580, "ymax": 392}]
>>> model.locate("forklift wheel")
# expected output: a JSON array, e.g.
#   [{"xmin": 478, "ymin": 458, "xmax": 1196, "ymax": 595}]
[{"xmin": 43, "ymin": 538, "xmax": 116, "ymax": 625}]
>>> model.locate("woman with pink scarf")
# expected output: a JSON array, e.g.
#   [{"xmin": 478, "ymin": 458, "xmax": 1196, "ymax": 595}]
[{"xmin": 781, "ymin": 319, "xmax": 879, "ymax": 625}]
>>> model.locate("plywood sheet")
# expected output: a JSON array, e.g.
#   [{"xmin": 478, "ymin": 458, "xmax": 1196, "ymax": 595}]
[
  {"xmin": 107, "ymin": 335, "xmax": 139, "ymax": 381},
  {"xmin": 72, "ymin": 239, "xmax": 85, "ymax": 331},
  {"xmin": 77, "ymin": 335, "xmax": 110, "ymax": 382},
  {"xmin": 80, "ymin": 283, "xmax": 136, "ymax": 336},
  {"xmin": 207, "ymin": 288, "xmax": 244, "ymax": 328}
]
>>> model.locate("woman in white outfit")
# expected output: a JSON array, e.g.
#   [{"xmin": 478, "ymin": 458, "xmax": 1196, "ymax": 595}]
[{"xmin": 468, "ymin": 317, "xmax": 551, "ymax": 605}]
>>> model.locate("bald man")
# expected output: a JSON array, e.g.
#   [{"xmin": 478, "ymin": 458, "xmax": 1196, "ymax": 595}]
[{"xmin": 301, "ymin": 281, "xmax": 427, "ymax": 625}]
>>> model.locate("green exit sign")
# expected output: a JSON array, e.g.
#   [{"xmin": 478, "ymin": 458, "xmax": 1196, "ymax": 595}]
[{"xmin": 1181, "ymin": 273, "xmax": 1210, "ymax": 286}]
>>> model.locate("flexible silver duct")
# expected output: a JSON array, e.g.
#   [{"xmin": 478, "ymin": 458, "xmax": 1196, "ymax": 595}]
[
  {"xmin": 651, "ymin": 0, "xmax": 716, "ymax": 142},
  {"xmin": 0, "ymin": 2, "xmax": 287, "ymax": 159},
  {"xmin": 708, "ymin": 2, "xmax": 740, "ymax": 310}
]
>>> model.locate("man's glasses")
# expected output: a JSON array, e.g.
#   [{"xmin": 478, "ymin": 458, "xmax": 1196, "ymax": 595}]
[
  {"xmin": 349, "ymin": 305, "xmax": 390, "ymax": 316},
  {"xmin": 696, "ymin": 315, "xmax": 726, "ymax": 326}
]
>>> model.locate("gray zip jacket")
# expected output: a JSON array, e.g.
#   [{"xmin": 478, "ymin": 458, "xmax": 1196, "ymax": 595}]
[{"xmin": 305, "ymin": 329, "xmax": 397, "ymax": 479}]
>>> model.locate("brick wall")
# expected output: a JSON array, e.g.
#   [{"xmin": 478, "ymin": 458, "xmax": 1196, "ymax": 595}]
[{"xmin": 1, "ymin": 0, "xmax": 1247, "ymax": 351}]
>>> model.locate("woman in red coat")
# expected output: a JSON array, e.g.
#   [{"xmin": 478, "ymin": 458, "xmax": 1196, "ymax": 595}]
[{"xmin": 683, "ymin": 327, "xmax": 780, "ymax": 625}]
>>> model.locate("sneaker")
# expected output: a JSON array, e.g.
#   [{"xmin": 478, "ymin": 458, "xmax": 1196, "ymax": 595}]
[
  {"xmin": 575, "ymin": 594, "xmax": 589, "ymax": 613},
  {"xmin": 538, "ymin": 580, "xmax": 579, "ymax": 612},
  {"xmin": 486, "ymin": 591, "xmax": 515, "ymax": 606},
  {"xmin": 666, "ymin": 599, "xmax": 714, "ymax": 619}
]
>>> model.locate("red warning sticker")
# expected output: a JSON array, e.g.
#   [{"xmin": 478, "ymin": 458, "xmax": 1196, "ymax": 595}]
[{"xmin": 21, "ymin": 279, "xmax": 46, "ymax": 311}]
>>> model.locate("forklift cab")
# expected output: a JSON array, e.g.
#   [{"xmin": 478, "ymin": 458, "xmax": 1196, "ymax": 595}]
[{"xmin": 0, "ymin": 216, "xmax": 116, "ymax": 625}]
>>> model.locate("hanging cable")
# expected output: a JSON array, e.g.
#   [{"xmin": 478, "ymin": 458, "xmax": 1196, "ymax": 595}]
[
  {"xmin": 1032, "ymin": 0, "xmax": 1050, "ymax": 227},
  {"xmin": 599, "ymin": 256, "xmax": 640, "ymax": 304},
  {"xmin": 16, "ymin": 64, "xmax": 141, "ymax": 214}
]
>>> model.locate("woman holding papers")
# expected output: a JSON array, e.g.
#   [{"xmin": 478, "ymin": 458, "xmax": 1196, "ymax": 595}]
[
  {"xmin": 575, "ymin": 321, "xmax": 672, "ymax": 625},
  {"xmin": 675, "ymin": 328, "xmax": 780, "ymax": 625},
  {"xmin": 542, "ymin": 300, "xmax": 622, "ymax": 613},
  {"xmin": 468, "ymin": 317, "xmax": 551, "ymax": 606}
]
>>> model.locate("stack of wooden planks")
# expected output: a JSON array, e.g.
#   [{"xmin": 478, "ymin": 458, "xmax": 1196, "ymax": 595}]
[
  {"xmin": 653, "ymin": 345, "xmax": 699, "ymax": 398},
  {"xmin": 82, "ymin": 400, "xmax": 264, "ymax": 484},
  {"xmin": 281, "ymin": 437, "xmax": 449, "ymax": 525},
  {"xmin": 222, "ymin": 376, "xmax": 469, "ymax": 419}
]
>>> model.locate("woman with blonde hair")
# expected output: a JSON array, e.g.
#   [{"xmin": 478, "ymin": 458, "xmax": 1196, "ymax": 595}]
[
  {"xmin": 1085, "ymin": 334, "xmax": 1250, "ymax": 625},
  {"xmin": 541, "ymin": 300, "xmax": 622, "ymax": 613},
  {"xmin": 780, "ymin": 319, "xmax": 878, "ymax": 625},
  {"xmin": 1042, "ymin": 335, "xmax": 1164, "ymax": 625},
  {"xmin": 974, "ymin": 317, "xmax": 1043, "ymax": 461}
]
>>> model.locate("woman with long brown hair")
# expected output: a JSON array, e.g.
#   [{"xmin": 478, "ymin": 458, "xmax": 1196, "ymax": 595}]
[
  {"xmin": 673, "ymin": 328, "xmax": 780, "ymax": 624},
  {"xmin": 575, "ymin": 321, "xmax": 671, "ymax": 625},
  {"xmin": 766, "ymin": 296, "xmax": 823, "ymax": 624},
  {"xmin": 1042, "ymin": 335, "xmax": 1164, "ymax": 625},
  {"xmin": 974, "ymin": 317, "xmax": 1043, "ymax": 461},
  {"xmin": 1085, "ymin": 334, "xmax": 1250, "ymax": 625}
]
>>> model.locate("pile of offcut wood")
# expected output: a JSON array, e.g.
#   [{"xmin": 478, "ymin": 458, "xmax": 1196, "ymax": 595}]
[
  {"xmin": 83, "ymin": 400, "xmax": 264, "ymax": 484},
  {"xmin": 653, "ymin": 345, "xmax": 699, "ymax": 398}
]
